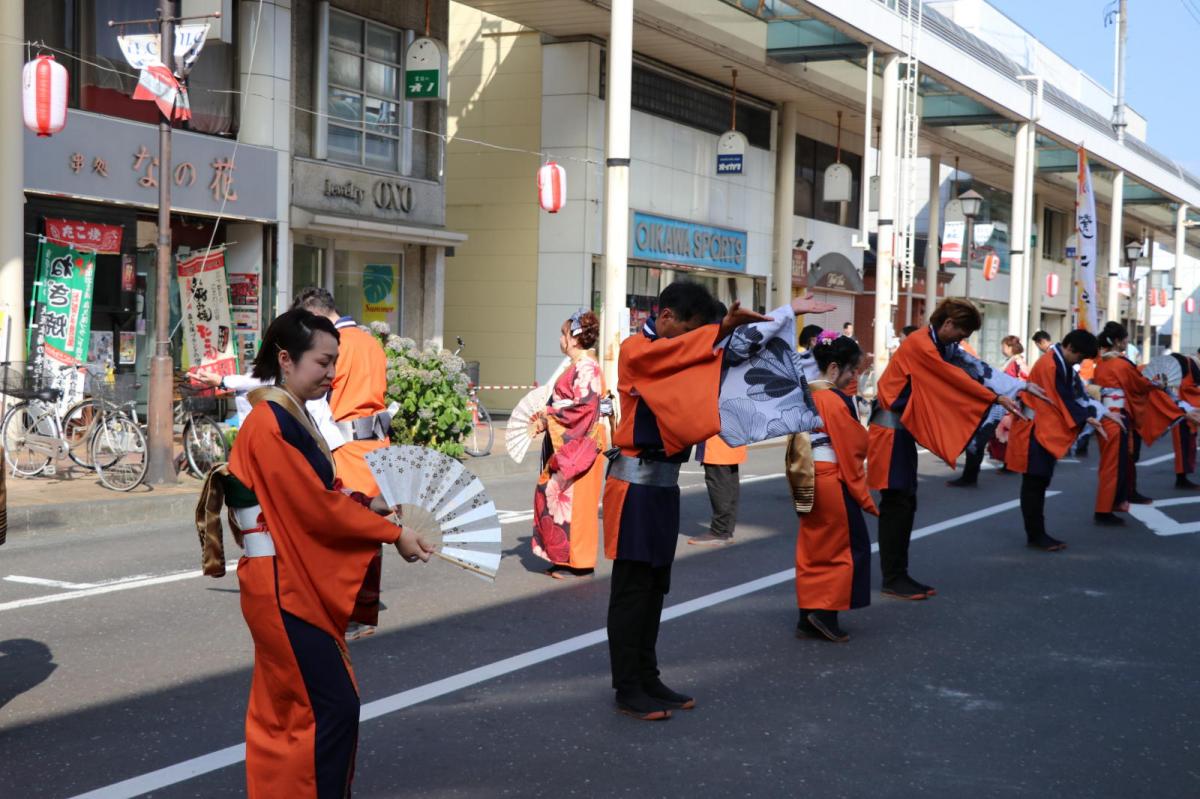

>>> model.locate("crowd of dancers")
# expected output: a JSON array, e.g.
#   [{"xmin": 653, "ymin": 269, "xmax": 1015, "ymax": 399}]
[{"xmin": 203, "ymin": 280, "xmax": 1200, "ymax": 795}]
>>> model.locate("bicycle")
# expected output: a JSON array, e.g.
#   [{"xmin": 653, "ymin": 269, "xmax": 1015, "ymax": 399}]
[
  {"xmin": 454, "ymin": 337, "xmax": 494, "ymax": 457},
  {"xmin": 0, "ymin": 361, "xmax": 70, "ymax": 478},
  {"xmin": 173, "ymin": 378, "xmax": 229, "ymax": 478}
]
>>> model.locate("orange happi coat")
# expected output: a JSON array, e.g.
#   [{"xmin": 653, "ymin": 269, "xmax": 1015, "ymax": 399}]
[{"xmin": 329, "ymin": 322, "xmax": 390, "ymax": 494}]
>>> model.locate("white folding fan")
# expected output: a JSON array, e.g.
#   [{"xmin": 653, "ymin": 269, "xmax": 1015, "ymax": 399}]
[
  {"xmin": 1145, "ymin": 354, "xmax": 1183, "ymax": 389},
  {"xmin": 365, "ymin": 445, "xmax": 502, "ymax": 581},
  {"xmin": 505, "ymin": 357, "xmax": 572, "ymax": 463}
]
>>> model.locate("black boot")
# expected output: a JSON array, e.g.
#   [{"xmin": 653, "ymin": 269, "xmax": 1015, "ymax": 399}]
[
  {"xmin": 643, "ymin": 678, "xmax": 695, "ymax": 710},
  {"xmin": 796, "ymin": 609, "xmax": 822, "ymax": 638},
  {"xmin": 806, "ymin": 610, "xmax": 849, "ymax": 642},
  {"xmin": 1176, "ymin": 475, "xmax": 1200, "ymax": 489},
  {"xmin": 1093, "ymin": 512, "xmax": 1126, "ymax": 526},
  {"xmin": 947, "ymin": 446, "xmax": 984, "ymax": 487},
  {"xmin": 614, "ymin": 688, "xmax": 672, "ymax": 720}
]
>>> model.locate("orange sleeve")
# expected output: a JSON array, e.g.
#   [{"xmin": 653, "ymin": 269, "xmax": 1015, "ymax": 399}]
[
  {"xmin": 229, "ymin": 407, "xmax": 400, "ymax": 551},
  {"xmin": 823, "ymin": 393, "xmax": 877, "ymax": 515},
  {"xmin": 622, "ymin": 325, "xmax": 722, "ymax": 455}
]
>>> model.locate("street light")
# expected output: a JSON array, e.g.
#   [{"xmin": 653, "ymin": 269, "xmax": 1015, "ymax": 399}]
[
  {"xmin": 958, "ymin": 189, "xmax": 983, "ymax": 301},
  {"xmin": 1125, "ymin": 239, "xmax": 1142, "ymax": 346}
]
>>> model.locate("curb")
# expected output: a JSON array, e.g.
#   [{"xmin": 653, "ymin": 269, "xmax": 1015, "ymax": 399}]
[{"xmin": 7, "ymin": 491, "xmax": 201, "ymax": 539}]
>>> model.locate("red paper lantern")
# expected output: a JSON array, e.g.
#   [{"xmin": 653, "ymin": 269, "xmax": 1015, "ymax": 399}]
[
  {"xmin": 1045, "ymin": 273, "xmax": 1060, "ymax": 297},
  {"xmin": 982, "ymin": 253, "xmax": 1000, "ymax": 281},
  {"xmin": 537, "ymin": 161, "xmax": 566, "ymax": 213},
  {"xmin": 1186, "ymin": 297, "xmax": 1196, "ymax": 314},
  {"xmin": 1158, "ymin": 288, "xmax": 1168, "ymax": 307},
  {"xmin": 22, "ymin": 55, "xmax": 68, "ymax": 137}
]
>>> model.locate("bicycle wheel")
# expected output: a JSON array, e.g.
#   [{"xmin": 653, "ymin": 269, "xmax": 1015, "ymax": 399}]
[
  {"xmin": 91, "ymin": 413, "xmax": 148, "ymax": 491},
  {"xmin": 63, "ymin": 398, "xmax": 102, "ymax": 468},
  {"xmin": 1, "ymin": 401, "xmax": 53, "ymax": 477},
  {"xmin": 183, "ymin": 414, "xmax": 228, "ymax": 478},
  {"xmin": 462, "ymin": 399, "xmax": 494, "ymax": 457}
]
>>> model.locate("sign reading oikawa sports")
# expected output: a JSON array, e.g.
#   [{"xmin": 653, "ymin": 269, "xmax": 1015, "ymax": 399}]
[{"xmin": 631, "ymin": 212, "xmax": 747, "ymax": 272}]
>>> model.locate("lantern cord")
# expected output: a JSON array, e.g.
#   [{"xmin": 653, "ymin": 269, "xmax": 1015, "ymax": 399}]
[
  {"xmin": 835, "ymin": 110, "xmax": 842, "ymax": 164},
  {"xmin": 425, "ymin": 0, "xmax": 432, "ymax": 37},
  {"xmin": 2, "ymin": 33, "xmax": 607, "ymax": 171},
  {"xmin": 729, "ymin": 69, "xmax": 738, "ymax": 132}
]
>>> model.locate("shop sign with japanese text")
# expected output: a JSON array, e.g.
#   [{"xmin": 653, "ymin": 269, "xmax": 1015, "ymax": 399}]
[
  {"xmin": 45, "ymin": 218, "xmax": 124, "ymax": 254},
  {"xmin": 24, "ymin": 110, "xmax": 277, "ymax": 221},
  {"xmin": 32, "ymin": 240, "xmax": 96, "ymax": 408}
]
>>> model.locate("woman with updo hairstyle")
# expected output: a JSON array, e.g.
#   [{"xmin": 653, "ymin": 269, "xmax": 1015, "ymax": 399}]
[
  {"xmin": 1091, "ymin": 320, "xmax": 1196, "ymax": 523},
  {"xmin": 530, "ymin": 309, "xmax": 609, "ymax": 578},
  {"xmin": 793, "ymin": 332, "xmax": 878, "ymax": 643},
  {"xmin": 981, "ymin": 335, "xmax": 1031, "ymax": 466}
]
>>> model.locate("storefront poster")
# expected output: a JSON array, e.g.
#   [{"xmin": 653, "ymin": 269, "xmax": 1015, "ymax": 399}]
[
  {"xmin": 45, "ymin": 218, "xmax": 124, "ymax": 255},
  {"xmin": 122, "ymin": 254, "xmax": 136, "ymax": 292},
  {"xmin": 32, "ymin": 240, "xmax": 96, "ymax": 407},
  {"xmin": 177, "ymin": 249, "xmax": 238, "ymax": 377},
  {"xmin": 88, "ymin": 331, "xmax": 114, "ymax": 369},
  {"xmin": 235, "ymin": 330, "xmax": 259, "ymax": 367},
  {"xmin": 362, "ymin": 263, "xmax": 399, "ymax": 324},
  {"xmin": 119, "ymin": 331, "xmax": 137, "ymax": 365},
  {"xmin": 229, "ymin": 273, "xmax": 260, "ymax": 308},
  {"xmin": 232, "ymin": 310, "xmax": 257, "ymax": 329}
]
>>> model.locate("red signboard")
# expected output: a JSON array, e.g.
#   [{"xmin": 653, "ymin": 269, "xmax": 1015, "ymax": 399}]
[{"xmin": 45, "ymin": 217, "xmax": 124, "ymax": 254}]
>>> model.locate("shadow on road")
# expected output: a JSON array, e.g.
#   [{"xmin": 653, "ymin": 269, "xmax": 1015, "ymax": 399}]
[{"xmin": 0, "ymin": 638, "xmax": 57, "ymax": 711}]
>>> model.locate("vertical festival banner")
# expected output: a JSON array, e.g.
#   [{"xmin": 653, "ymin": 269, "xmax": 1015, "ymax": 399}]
[
  {"xmin": 33, "ymin": 240, "xmax": 96, "ymax": 407},
  {"xmin": 1075, "ymin": 146, "xmax": 1099, "ymax": 331},
  {"xmin": 177, "ymin": 249, "xmax": 238, "ymax": 378}
]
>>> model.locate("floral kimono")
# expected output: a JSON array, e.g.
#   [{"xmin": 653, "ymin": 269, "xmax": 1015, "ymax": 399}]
[{"xmin": 532, "ymin": 354, "xmax": 608, "ymax": 570}]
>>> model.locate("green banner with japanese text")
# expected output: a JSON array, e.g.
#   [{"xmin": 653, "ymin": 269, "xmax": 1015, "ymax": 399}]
[{"xmin": 33, "ymin": 240, "xmax": 96, "ymax": 366}]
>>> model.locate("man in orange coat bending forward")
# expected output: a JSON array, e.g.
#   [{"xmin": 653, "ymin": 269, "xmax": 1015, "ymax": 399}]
[{"xmin": 293, "ymin": 288, "xmax": 393, "ymax": 639}]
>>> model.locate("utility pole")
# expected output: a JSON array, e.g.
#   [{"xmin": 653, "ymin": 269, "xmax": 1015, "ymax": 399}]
[
  {"xmin": 109, "ymin": 0, "xmax": 219, "ymax": 484},
  {"xmin": 601, "ymin": 0, "xmax": 632, "ymax": 396},
  {"xmin": 1113, "ymin": 0, "xmax": 1128, "ymax": 142}
]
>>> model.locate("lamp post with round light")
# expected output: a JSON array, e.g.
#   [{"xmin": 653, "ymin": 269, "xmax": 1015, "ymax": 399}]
[{"xmin": 958, "ymin": 189, "xmax": 984, "ymax": 302}]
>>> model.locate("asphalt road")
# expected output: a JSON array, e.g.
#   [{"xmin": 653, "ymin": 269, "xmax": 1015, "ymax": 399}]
[{"xmin": 1, "ymin": 440, "xmax": 1198, "ymax": 798}]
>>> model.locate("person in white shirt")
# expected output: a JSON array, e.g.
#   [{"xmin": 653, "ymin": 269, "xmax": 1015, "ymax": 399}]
[{"xmin": 195, "ymin": 369, "xmax": 346, "ymax": 452}]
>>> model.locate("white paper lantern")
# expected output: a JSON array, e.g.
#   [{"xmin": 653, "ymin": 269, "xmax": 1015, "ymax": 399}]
[
  {"xmin": 22, "ymin": 55, "xmax": 68, "ymax": 137},
  {"xmin": 823, "ymin": 162, "xmax": 853, "ymax": 203},
  {"xmin": 537, "ymin": 161, "xmax": 566, "ymax": 214},
  {"xmin": 1045, "ymin": 272, "xmax": 1060, "ymax": 297}
]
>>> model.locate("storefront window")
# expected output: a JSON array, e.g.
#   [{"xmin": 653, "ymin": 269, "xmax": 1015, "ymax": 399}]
[
  {"xmin": 793, "ymin": 133, "xmax": 862, "ymax": 228},
  {"xmin": 43, "ymin": 0, "xmax": 239, "ymax": 135},
  {"xmin": 334, "ymin": 250, "xmax": 403, "ymax": 329},
  {"xmin": 292, "ymin": 244, "xmax": 326, "ymax": 294}
]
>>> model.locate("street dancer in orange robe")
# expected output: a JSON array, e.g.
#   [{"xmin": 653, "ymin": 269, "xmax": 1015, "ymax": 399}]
[
  {"xmin": 1170, "ymin": 352, "xmax": 1200, "ymax": 488},
  {"xmin": 227, "ymin": 309, "xmax": 432, "ymax": 798},
  {"xmin": 604, "ymin": 284, "xmax": 833, "ymax": 720},
  {"xmin": 294, "ymin": 288, "xmax": 393, "ymax": 638},
  {"xmin": 795, "ymin": 334, "xmax": 877, "ymax": 643},
  {"xmin": 1006, "ymin": 330, "xmax": 1119, "ymax": 549},
  {"xmin": 1092, "ymin": 323, "xmax": 1194, "ymax": 523},
  {"xmin": 867, "ymin": 299, "xmax": 1023, "ymax": 599}
]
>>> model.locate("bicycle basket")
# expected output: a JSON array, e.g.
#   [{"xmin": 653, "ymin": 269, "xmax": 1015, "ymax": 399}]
[
  {"xmin": 0, "ymin": 362, "xmax": 54, "ymax": 400},
  {"xmin": 88, "ymin": 372, "xmax": 141, "ymax": 405},
  {"xmin": 464, "ymin": 360, "xmax": 481, "ymax": 389}
]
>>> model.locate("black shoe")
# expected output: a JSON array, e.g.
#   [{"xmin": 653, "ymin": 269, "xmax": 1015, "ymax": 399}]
[
  {"xmin": 945, "ymin": 476, "xmax": 977, "ymax": 487},
  {"xmin": 1027, "ymin": 533, "xmax": 1067, "ymax": 551},
  {"xmin": 643, "ymin": 678, "xmax": 695, "ymax": 710},
  {"xmin": 688, "ymin": 531, "xmax": 734, "ymax": 546},
  {"xmin": 1176, "ymin": 476, "xmax": 1200, "ymax": 489},
  {"xmin": 910, "ymin": 577, "xmax": 937, "ymax": 596},
  {"xmin": 1093, "ymin": 512, "xmax": 1126, "ymax": 526},
  {"xmin": 806, "ymin": 610, "xmax": 849, "ymax": 642},
  {"xmin": 796, "ymin": 610, "xmax": 823, "ymax": 639},
  {"xmin": 881, "ymin": 577, "xmax": 929, "ymax": 601},
  {"xmin": 1129, "ymin": 493, "xmax": 1154, "ymax": 505},
  {"xmin": 615, "ymin": 689, "xmax": 672, "ymax": 721}
]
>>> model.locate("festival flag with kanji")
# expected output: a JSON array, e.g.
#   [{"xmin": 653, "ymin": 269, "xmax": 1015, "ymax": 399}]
[
  {"xmin": 132, "ymin": 62, "xmax": 191, "ymax": 121},
  {"xmin": 1074, "ymin": 146, "xmax": 1099, "ymax": 331}
]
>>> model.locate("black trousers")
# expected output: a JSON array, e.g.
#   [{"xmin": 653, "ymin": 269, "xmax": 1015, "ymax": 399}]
[
  {"xmin": 960, "ymin": 446, "xmax": 985, "ymax": 484},
  {"xmin": 607, "ymin": 559, "xmax": 671, "ymax": 694},
  {"xmin": 1020, "ymin": 473, "xmax": 1052, "ymax": 542},
  {"xmin": 877, "ymin": 488, "xmax": 918, "ymax": 585},
  {"xmin": 704, "ymin": 463, "xmax": 740, "ymax": 537}
]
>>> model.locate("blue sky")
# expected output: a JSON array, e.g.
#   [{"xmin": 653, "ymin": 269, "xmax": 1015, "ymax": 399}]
[{"xmin": 989, "ymin": 0, "xmax": 1200, "ymax": 173}]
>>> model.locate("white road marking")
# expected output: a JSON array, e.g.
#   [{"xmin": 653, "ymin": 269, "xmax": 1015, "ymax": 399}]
[
  {"xmin": 1138, "ymin": 452, "xmax": 1176, "ymax": 467},
  {"xmin": 67, "ymin": 493, "xmax": 1048, "ymax": 799},
  {"xmin": 5, "ymin": 575, "xmax": 100, "ymax": 590},
  {"xmin": 1126, "ymin": 496, "xmax": 1200, "ymax": 536},
  {"xmin": 0, "ymin": 563, "xmax": 238, "ymax": 613}
]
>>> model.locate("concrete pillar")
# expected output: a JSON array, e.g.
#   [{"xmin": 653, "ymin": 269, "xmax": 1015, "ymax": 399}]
[
  {"xmin": 874, "ymin": 53, "xmax": 901, "ymax": 372},
  {"xmin": 1009, "ymin": 122, "xmax": 1030, "ymax": 340},
  {"xmin": 772, "ymin": 102, "xmax": 799, "ymax": 310},
  {"xmin": 425, "ymin": 246, "xmax": 446, "ymax": 349},
  {"xmin": 1107, "ymin": 170, "xmax": 1125, "ymax": 323},
  {"xmin": 924, "ymin": 155, "xmax": 941, "ymax": 325},
  {"xmin": 1173, "ymin": 205, "xmax": 1188, "ymax": 354},
  {"xmin": 1028, "ymin": 193, "xmax": 1046, "ymax": 357},
  {"xmin": 1142, "ymin": 232, "xmax": 1154, "ymax": 364},
  {"xmin": 0, "ymin": 1, "xmax": 23, "ymax": 362},
  {"xmin": 601, "ymin": 0, "xmax": 633, "ymax": 396}
]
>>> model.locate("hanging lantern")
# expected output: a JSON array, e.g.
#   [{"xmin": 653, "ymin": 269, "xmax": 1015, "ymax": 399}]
[
  {"xmin": 1186, "ymin": 297, "xmax": 1196, "ymax": 314},
  {"xmin": 982, "ymin": 252, "xmax": 1001, "ymax": 281},
  {"xmin": 22, "ymin": 55, "xmax": 68, "ymax": 137},
  {"xmin": 1159, "ymin": 288, "xmax": 1169, "ymax": 307},
  {"xmin": 537, "ymin": 161, "xmax": 566, "ymax": 214},
  {"xmin": 1045, "ymin": 273, "xmax": 1060, "ymax": 297}
]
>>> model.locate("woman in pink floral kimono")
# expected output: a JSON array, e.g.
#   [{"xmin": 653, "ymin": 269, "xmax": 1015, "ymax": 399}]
[{"xmin": 532, "ymin": 310, "xmax": 608, "ymax": 578}]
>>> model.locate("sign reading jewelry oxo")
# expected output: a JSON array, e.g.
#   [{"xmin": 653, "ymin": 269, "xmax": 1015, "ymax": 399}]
[{"xmin": 630, "ymin": 211, "xmax": 747, "ymax": 272}]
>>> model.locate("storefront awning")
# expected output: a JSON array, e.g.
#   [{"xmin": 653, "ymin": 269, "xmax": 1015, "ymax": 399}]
[{"xmin": 291, "ymin": 208, "xmax": 468, "ymax": 248}]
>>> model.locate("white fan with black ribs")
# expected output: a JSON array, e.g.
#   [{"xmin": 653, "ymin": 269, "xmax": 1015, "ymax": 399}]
[
  {"xmin": 1145, "ymin": 355, "xmax": 1183, "ymax": 389},
  {"xmin": 505, "ymin": 357, "xmax": 571, "ymax": 463},
  {"xmin": 365, "ymin": 445, "xmax": 501, "ymax": 581}
]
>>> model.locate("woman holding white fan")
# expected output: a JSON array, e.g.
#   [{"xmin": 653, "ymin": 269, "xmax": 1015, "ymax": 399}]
[{"xmin": 530, "ymin": 309, "xmax": 609, "ymax": 579}]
